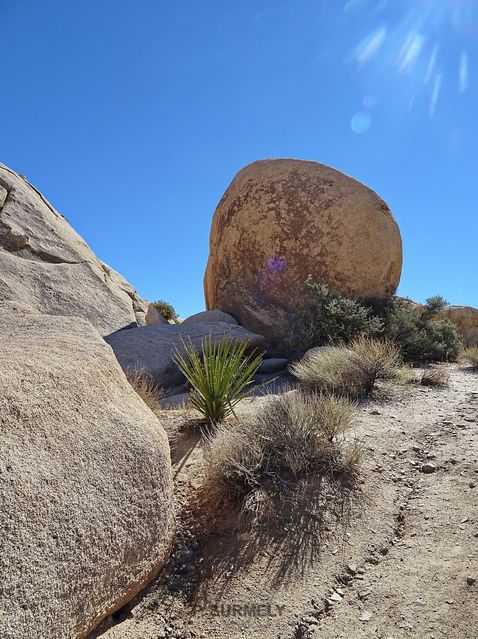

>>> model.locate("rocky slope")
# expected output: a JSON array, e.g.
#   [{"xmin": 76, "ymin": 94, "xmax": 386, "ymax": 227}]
[{"xmin": 0, "ymin": 163, "xmax": 147, "ymax": 335}]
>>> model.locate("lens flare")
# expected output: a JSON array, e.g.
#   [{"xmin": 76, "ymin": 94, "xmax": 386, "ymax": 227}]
[
  {"xmin": 351, "ymin": 111, "xmax": 372, "ymax": 134},
  {"xmin": 347, "ymin": 0, "xmax": 476, "ymax": 119}
]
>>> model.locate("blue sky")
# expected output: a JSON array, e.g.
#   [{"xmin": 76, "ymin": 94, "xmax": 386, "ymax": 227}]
[{"xmin": 2, "ymin": 0, "xmax": 477, "ymax": 318}]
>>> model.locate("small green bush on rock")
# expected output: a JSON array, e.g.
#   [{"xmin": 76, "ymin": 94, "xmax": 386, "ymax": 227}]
[{"xmin": 152, "ymin": 299, "xmax": 178, "ymax": 321}]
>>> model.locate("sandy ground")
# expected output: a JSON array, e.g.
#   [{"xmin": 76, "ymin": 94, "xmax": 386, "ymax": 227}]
[{"xmin": 92, "ymin": 366, "xmax": 478, "ymax": 639}]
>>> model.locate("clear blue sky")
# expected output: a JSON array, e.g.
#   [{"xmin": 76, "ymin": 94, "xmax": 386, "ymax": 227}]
[{"xmin": 2, "ymin": 0, "xmax": 477, "ymax": 318}]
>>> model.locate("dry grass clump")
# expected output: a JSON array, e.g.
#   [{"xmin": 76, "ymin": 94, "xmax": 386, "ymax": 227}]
[
  {"xmin": 462, "ymin": 346, "xmax": 478, "ymax": 370},
  {"xmin": 125, "ymin": 369, "xmax": 163, "ymax": 411},
  {"xmin": 420, "ymin": 366, "xmax": 449, "ymax": 387},
  {"xmin": 200, "ymin": 390, "xmax": 359, "ymax": 526},
  {"xmin": 290, "ymin": 338, "xmax": 402, "ymax": 398}
]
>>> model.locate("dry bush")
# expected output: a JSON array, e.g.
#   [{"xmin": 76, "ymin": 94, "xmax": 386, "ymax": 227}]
[
  {"xmin": 291, "ymin": 338, "xmax": 402, "ymax": 397},
  {"xmin": 125, "ymin": 369, "xmax": 163, "ymax": 411},
  {"xmin": 200, "ymin": 390, "xmax": 359, "ymax": 526},
  {"xmin": 463, "ymin": 346, "xmax": 478, "ymax": 370},
  {"xmin": 420, "ymin": 367, "xmax": 449, "ymax": 387}
]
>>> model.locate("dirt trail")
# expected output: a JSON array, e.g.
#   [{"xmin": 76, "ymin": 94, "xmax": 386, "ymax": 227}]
[{"xmin": 94, "ymin": 367, "xmax": 478, "ymax": 639}]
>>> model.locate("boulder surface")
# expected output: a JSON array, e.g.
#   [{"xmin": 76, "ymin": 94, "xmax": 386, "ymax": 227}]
[
  {"xmin": 0, "ymin": 162, "xmax": 147, "ymax": 335},
  {"xmin": 435, "ymin": 305, "xmax": 478, "ymax": 346},
  {"xmin": 204, "ymin": 159, "xmax": 402, "ymax": 342},
  {"xmin": 105, "ymin": 322, "xmax": 266, "ymax": 387},
  {"xmin": 0, "ymin": 306, "xmax": 174, "ymax": 639}
]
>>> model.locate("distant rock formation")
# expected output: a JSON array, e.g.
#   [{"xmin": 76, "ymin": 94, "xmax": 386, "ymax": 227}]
[
  {"xmin": 0, "ymin": 162, "xmax": 148, "ymax": 335},
  {"xmin": 435, "ymin": 305, "xmax": 478, "ymax": 346},
  {"xmin": 0, "ymin": 302, "xmax": 174, "ymax": 639},
  {"xmin": 204, "ymin": 159, "xmax": 402, "ymax": 342}
]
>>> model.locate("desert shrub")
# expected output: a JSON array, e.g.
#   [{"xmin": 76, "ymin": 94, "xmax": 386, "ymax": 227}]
[
  {"xmin": 287, "ymin": 279, "xmax": 383, "ymax": 352},
  {"xmin": 420, "ymin": 367, "xmax": 449, "ymax": 387},
  {"xmin": 125, "ymin": 369, "xmax": 163, "ymax": 411},
  {"xmin": 290, "ymin": 338, "xmax": 401, "ymax": 397},
  {"xmin": 152, "ymin": 299, "xmax": 177, "ymax": 321},
  {"xmin": 174, "ymin": 338, "xmax": 262, "ymax": 425},
  {"xmin": 462, "ymin": 346, "xmax": 478, "ymax": 370},
  {"xmin": 384, "ymin": 297, "xmax": 462, "ymax": 363},
  {"xmin": 202, "ymin": 391, "xmax": 358, "ymax": 523}
]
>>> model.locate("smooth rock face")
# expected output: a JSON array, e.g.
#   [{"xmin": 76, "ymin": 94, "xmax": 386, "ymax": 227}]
[
  {"xmin": 435, "ymin": 306, "xmax": 478, "ymax": 346},
  {"xmin": 204, "ymin": 159, "xmax": 402, "ymax": 342},
  {"xmin": 0, "ymin": 308, "xmax": 174, "ymax": 639},
  {"xmin": 145, "ymin": 303, "xmax": 169, "ymax": 326},
  {"xmin": 257, "ymin": 357, "xmax": 289, "ymax": 374},
  {"xmin": 105, "ymin": 322, "xmax": 266, "ymax": 387},
  {"xmin": 0, "ymin": 162, "xmax": 148, "ymax": 335},
  {"xmin": 182, "ymin": 309, "xmax": 238, "ymax": 326}
]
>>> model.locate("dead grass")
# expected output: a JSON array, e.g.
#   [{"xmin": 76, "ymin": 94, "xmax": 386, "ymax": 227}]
[
  {"xmin": 420, "ymin": 366, "xmax": 449, "ymax": 387},
  {"xmin": 197, "ymin": 390, "xmax": 359, "ymax": 528},
  {"xmin": 125, "ymin": 369, "xmax": 163, "ymax": 411},
  {"xmin": 462, "ymin": 346, "xmax": 478, "ymax": 370},
  {"xmin": 290, "ymin": 338, "xmax": 402, "ymax": 398}
]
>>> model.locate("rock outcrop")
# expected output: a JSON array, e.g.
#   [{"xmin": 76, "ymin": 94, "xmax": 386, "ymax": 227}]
[
  {"xmin": 105, "ymin": 322, "xmax": 266, "ymax": 387},
  {"xmin": 204, "ymin": 159, "xmax": 402, "ymax": 342},
  {"xmin": 0, "ymin": 162, "xmax": 148, "ymax": 335},
  {"xmin": 182, "ymin": 309, "xmax": 238, "ymax": 325},
  {"xmin": 0, "ymin": 304, "xmax": 174, "ymax": 639},
  {"xmin": 435, "ymin": 305, "xmax": 478, "ymax": 346}
]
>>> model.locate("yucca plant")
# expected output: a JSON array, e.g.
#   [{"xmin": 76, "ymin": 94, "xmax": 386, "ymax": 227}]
[{"xmin": 174, "ymin": 338, "xmax": 263, "ymax": 424}]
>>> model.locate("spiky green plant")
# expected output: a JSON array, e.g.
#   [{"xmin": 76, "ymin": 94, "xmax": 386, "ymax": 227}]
[{"xmin": 174, "ymin": 338, "xmax": 263, "ymax": 424}]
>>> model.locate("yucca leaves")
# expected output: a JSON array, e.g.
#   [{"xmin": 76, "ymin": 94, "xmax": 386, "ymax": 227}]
[{"xmin": 174, "ymin": 337, "xmax": 263, "ymax": 424}]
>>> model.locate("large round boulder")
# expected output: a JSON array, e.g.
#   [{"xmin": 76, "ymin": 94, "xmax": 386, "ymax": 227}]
[
  {"xmin": 204, "ymin": 159, "xmax": 402, "ymax": 342},
  {"xmin": 0, "ymin": 306, "xmax": 174, "ymax": 639}
]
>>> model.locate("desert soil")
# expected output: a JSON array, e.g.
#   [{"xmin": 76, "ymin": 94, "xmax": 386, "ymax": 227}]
[{"xmin": 93, "ymin": 366, "xmax": 478, "ymax": 639}]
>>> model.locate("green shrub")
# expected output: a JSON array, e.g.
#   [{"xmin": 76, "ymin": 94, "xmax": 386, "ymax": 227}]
[
  {"xmin": 152, "ymin": 299, "xmax": 177, "ymax": 321},
  {"xmin": 174, "ymin": 338, "xmax": 262, "ymax": 425},
  {"xmin": 202, "ymin": 390, "xmax": 359, "ymax": 523},
  {"xmin": 384, "ymin": 297, "xmax": 462, "ymax": 362},
  {"xmin": 290, "ymin": 338, "xmax": 401, "ymax": 397},
  {"xmin": 287, "ymin": 279, "xmax": 383, "ymax": 352}
]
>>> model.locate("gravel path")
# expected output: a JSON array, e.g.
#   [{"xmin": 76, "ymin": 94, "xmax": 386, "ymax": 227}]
[{"xmin": 93, "ymin": 366, "xmax": 478, "ymax": 639}]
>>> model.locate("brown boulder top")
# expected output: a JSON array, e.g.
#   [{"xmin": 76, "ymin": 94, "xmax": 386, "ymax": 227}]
[{"xmin": 204, "ymin": 159, "xmax": 402, "ymax": 342}]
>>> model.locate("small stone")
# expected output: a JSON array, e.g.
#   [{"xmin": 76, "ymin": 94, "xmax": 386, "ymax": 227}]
[
  {"xmin": 378, "ymin": 546, "xmax": 389, "ymax": 556},
  {"xmin": 346, "ymin": 564, "xmax": 358, "ymax": 575},
  {"xmin": 358, "ymin": 589, "xmax": 371, "ymax": 600},
  {"xmin": 329, "ymin": 591, "xmax": 343, "ymax": 602},
  {"xmin": 421, "ymin": 463, "xmax": 437, "ymax": 474},
  {"xmin": 467, "ymin": 576, "xmax": 476, "ymax": 586},
  {"xmin": 370, "ymin": 410, "xmax": 381, "ymax": 415},
  {"xmin": 359, "ymin": 611, "xmax": 373, "ymax": 622},
  {"xmin": 469, "ymin": 482, "xmax": 476, "ymax": 489}
]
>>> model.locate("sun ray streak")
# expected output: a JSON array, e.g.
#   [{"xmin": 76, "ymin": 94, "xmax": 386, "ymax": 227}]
[
  {"xmin": 429, "ymin": 73, "xmax": 443, "ymax": 118},
  {"xmin": 459, "ymin": 51, "xmax": 469, "ymax": 93}
]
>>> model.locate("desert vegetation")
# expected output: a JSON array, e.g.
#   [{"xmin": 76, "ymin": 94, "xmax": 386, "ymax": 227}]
[
  {"xmin": 290, "ymin": 337, "xmax": 401, "ymax": 398},
  {"xmin": 420, "ymin": 366, "xmax": 450, "ymax": 387},
  {"xmin": 152, "ymin": 299, "xmax": 178, "ymax": 321},
  {"xmin": 174, "ymin": 338, "xmax": 263, "ymax": 425},
  {"xmin": 462, "ymin": 346, "xmax": 478, "ymax": 370},
  {"xmin": 199, "ymin": 390, "xmax": 360, "ymax": 526},
  {"xmin": 289, "ymin": 281, "xmax": 462, "ymax": 364},
  {"xmin": 125, "ymin": 369, "xmax": 163, "ymax": 411}
]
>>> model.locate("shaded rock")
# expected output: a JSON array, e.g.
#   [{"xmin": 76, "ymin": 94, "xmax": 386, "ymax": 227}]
[
  {"xmin": 0, "ymin": 162, "xmax": 148, "ymax": 335},
  {"xmin": 105, "ymin": 322, "xmax": 266, "ymax": 387},
  {"xmin": 204, "ymin": 159, "xmax": 402, "ymax": 342},
  {"xmin": 182, "ymin": 309, "xmax": 238, "ymax": 326},
  {"xmin": 257, "ymin": 357, "xmax": 289, "ymax": 374},
  {"xmin": 0, "ymin": 305, "xmax": 174, "ymax": 639}
]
